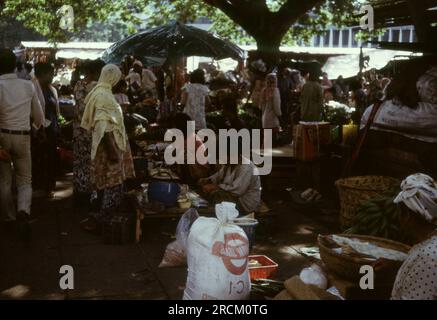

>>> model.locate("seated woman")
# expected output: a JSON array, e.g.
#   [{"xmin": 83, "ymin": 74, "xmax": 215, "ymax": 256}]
[
  {"xmin": 377, "ymin": 174, "xmax": 437, "ymax": 300},
  {"xmin": 221, "ymin": 96, "xmax": 246, "ymax": 131},
  {"xmin": 198, "ymin": 142, "xmax": 261, "ymax": 214},
  {"xmin": 113, "ymin": 79, "xmax": 131, "ymax": 111},
  {"xmin": 169, "ymin": 113, "xmax": 212, "ymax": 184},
  {"xmin": 360, "ymin": 61, "xmax": 437, "ymax": 143}
]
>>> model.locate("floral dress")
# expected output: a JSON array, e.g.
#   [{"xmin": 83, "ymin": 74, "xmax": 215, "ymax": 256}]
[
  {"xmin": 182, "ymin": 83, "xmax": 210, "ymax": 130},
  {"xmin": 92, "ymin": 139, "xmax": 135, "ymax": 218},
  {"xmin": 73, "ymin": 80, "xmax": 96, "ymax": 195}
]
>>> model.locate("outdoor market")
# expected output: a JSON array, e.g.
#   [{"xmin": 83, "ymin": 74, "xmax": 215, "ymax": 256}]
[{"xmin": 0, "ymin": 0, "xmax": 436, "ymax": 303}]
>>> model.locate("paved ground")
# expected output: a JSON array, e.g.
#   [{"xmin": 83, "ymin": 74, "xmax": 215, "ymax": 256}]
[{"xmin": 0, "ymin": 175, "xmax": 340, "ymax": 300}]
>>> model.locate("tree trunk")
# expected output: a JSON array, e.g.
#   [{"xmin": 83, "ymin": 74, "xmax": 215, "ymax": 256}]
[
  {"xmin": 203, "ymin": 0, "xmax": 324, "ymax": 66},
  {"xmin": 253, "ymin": 33, "xmax": 283, "ymax": 67}
]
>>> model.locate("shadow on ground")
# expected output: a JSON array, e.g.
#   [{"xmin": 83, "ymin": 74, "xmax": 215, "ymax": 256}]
[{"xmin": 0, "ymin": 175, "xmax": 340, "ymax": 300}]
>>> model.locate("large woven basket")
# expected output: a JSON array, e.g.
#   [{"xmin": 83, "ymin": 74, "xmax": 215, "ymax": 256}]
[
  {"xmin": 335, "ymin": 176, "xmax": 400, "ymax": 228},
  {"xmin": 318, "ymin": 234, "xmax": 411, "ymax": 281}
]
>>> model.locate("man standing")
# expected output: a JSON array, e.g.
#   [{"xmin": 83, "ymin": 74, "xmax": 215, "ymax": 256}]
[
  {"xmin": 0, "ymin": 49, "xmax": 45, "ymax": 240},
  {"xmin": 277, "ymin": 67, "xmax": 293, "ymax": 126},
  {"xmin": 300, "ymin": 68, "xmax": 324, "ymax": 122},
  {"xmin": 33, "ymin": 62, "xmax": 60, "ymax": 196},
  {"xmin": 126, "ymin": 60, "xmax": 157, "ymax": 99}
]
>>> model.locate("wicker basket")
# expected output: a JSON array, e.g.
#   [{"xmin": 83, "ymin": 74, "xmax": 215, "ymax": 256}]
[
  {"xmin": 318, "ymin": 234, "xmax": 411, "ymax": 281},
  {"xmin": 335, "ymin": 176, "xmax": 400, "ymax": 228}
]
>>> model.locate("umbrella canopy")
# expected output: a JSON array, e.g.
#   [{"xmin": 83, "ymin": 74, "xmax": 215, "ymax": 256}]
[{"xmin": 102, "ymin": 22, "xmax": 245, "ymax": 65}]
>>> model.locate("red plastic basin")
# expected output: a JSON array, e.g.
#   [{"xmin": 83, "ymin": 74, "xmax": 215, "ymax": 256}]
[{"xmin": 248, "ymin": 255, "xmax": 278, "ymax": 280}]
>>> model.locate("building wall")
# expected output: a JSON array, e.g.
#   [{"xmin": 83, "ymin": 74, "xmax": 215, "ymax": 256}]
[{"xmin": 298, "ymin": 25, "xmax": 417, "ymax": 48}]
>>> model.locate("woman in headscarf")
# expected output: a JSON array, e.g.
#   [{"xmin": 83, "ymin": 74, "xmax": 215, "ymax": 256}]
[
  {"xmin": 375, "ymin": 174, "xmax": 437, "ymax": 300},
  {"xmin": 73, "ymin": 59, "xmax": 105, "ymax": 208},
  {"xmin": 80, "ymin": 64, "xmax": 135, "ymax": 232},
  {"xmin": 260, "ymin": 73, "xmax": 282, "ymax": 144}
]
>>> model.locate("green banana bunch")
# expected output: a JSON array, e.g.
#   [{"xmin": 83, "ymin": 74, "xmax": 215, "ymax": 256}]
[{"xmin": 345, "ymin": 189, "xmax": 406, "ymax": 242}]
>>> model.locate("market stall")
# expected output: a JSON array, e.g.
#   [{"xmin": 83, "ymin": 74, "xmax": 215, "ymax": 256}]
[
  {"xmin": 97, "ymin": 23, "xmax": 248, "ymax": 244},
  {"xmin": 19, "ymin": 41, "xmax": 112, "ymax": 64}
]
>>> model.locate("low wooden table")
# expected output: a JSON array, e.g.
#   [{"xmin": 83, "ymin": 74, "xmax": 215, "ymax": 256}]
[
  {"xmin": 135, "ymin": 206, "xmax": 215, "ymax": 243},
  {"xmin": 253, "ymin": 145, "xmax": 297, "ymax": 193}
]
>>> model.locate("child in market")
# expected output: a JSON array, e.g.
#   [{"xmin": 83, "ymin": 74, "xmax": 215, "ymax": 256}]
[{"xmin": 113, "ymin": 79, "xmax": 131, "ymax": 111}]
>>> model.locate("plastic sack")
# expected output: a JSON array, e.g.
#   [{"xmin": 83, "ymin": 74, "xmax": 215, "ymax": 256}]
[
  {"xmin": 299, "ymin": 264, "xmax": 328, "ymax": 290},
  {"xmin": 360, "ymin": 100, "xmax": 437, "ymax": 143},
  {"xmin": 183, "ymin": 202, "xmax": 251, "ymax": 300},
  {"xmin": 159, "ymin": 208, "xmax": 199, "ymax": 268}
]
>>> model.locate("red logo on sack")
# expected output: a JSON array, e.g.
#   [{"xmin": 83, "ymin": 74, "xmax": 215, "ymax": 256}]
[{"xmin": 212, "ymin": 233, "xmax": 249, "ymax": 275}]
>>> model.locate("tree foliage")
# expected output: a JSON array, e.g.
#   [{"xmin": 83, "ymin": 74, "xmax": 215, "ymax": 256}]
[
  {"xmin": 1, "ymin": 0, "xmax": 367, "ymax": 48},
  {"xmin": 144, "ymin": 0, "xmax": 362, "ymax": 49},
  {"xmin": 1, "ymin": 0, "xmax": 146, "ymax": 42}
]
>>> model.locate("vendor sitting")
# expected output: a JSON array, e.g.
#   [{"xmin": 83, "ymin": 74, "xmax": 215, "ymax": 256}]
[
  {"xmin": 198, "ymin": 141, "xmax": 261, "ymax": 214},
  {"xmin": 169, "ymin": 113, "xmax": 212, "ymax": 184},
  {"xmin": 113, "ymin": 79, "xmax": 131, "ymax": 111},
  {"xmin": 388, "ymin": 174, "xmax": 437, "ymax": 300}
]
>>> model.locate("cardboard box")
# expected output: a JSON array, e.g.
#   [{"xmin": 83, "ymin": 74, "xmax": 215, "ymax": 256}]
[{"xmin": 293, "ymin": 122, "xmax": 331, "ymax": 161}]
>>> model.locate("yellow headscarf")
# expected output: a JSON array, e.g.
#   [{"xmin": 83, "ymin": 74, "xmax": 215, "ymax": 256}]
[{"xmin": 81, "ymin": 64, "xmax": 127, "ymax": 160}]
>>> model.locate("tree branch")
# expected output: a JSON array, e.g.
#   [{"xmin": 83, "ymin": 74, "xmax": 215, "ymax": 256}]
[
  {"xmin": 202, "ymin": 0, "xmax": 325, "ymax": 50},
  {"xmin": 203, "ymin": 0, "xmax": 243, "ymax": 21},
  {"xmin": 272, "ymin": 0, "xmax": 323, "ymax": 36},
  {"xmin": 202, "ymin": 0, "xmax": 261, "ymax": 34},
  {"xmin": 277, "ymin": 0, "xmax": 323, "ymax": 21}
]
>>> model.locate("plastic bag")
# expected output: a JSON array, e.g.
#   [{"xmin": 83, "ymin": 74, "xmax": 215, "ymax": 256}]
[
  {"xmin": 183, "ymin": 202, "xmax": 251, "ymax": 300},
  {"xmin": 159, "ymin": 208, "xmax": 199, "ymax": 268},
  {"xmin": 299, "ymin": 264, "xmax": 328, "ymax": 290}
]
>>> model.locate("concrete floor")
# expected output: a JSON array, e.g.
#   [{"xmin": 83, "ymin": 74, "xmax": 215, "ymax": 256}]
[{"xmin": 0, "ymin": 176, "xmax": 340, "ymax": 300}]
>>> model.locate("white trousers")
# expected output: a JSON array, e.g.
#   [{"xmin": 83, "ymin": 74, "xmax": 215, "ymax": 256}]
[{"xmin": 0, "ymin": 133, "xmax": 32, "ymax": 220}]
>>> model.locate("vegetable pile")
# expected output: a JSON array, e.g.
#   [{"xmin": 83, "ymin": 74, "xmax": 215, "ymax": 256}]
[
  {"xmin": 345, "ymin": 189, "xmax": 409, "ymax": 243},
  {"xmin": 251, "ymin": 279, "xmax": 284, "ymax": 298}
]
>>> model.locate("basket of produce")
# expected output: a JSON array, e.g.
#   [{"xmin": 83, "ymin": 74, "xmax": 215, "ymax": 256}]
[
  {"xmin": 318, "ymin": 234, "xmax": 410, "ymax": 281},
  {"xmin": 345, "ymin": 191, "xmax": 411, "ymax": 243},
  {"xmin": 335, "ymin": 176, "xmax": 400, "ymax": 228}
]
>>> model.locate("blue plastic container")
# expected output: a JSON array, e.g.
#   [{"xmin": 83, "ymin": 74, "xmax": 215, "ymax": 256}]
[{"xmin": 148, "ymin": 180, "xmax": 180, "ymax": 206}]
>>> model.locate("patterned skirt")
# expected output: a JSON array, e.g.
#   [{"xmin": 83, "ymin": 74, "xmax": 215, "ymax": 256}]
[
  {"xmin": 73, "ymin": 122, "xmax": 92, "ymax": 194},
  {"xmin": 91, "ymin": 138, "xmax": 135, "ymax": 191}
]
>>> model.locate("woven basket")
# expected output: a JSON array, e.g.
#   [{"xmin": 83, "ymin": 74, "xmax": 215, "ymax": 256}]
[
  {"xmin": 318, "ymin": 234, "xmax": 411, "ymax": 281},
  {"xmin": 335, "ymin": 176, "xmax": 400, "ymax": 228}
]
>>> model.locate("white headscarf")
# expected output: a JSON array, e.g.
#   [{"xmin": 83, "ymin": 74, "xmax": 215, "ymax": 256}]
[
  {"xmin": 133, "ymin": 60, "xmax": 143, "ymax": 68},
  {"xmin": 81, "ymin": 64, "xmax": 127, "ymax": 160},
  {"xmin": 394, "ymin": 173, "xmax": 437, "ymax": 223}
]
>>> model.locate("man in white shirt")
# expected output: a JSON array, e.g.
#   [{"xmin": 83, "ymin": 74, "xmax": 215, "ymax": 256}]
[
  {"xmin": 0, "ymin": 49, "xmax": 45, "ymax": 240},
  {"xmin": 199, "ymin": 160, "xmax": 262, "ymax": 214},
  {"xmin": 126, "ymin": 60, "xmax": 157, "ymax": 98},
  {"xmin": 198, "ymin": 141, "xmax": 261, "ymax": 214}
]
